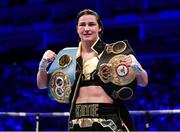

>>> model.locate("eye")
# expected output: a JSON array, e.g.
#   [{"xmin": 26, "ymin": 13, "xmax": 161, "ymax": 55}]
[
  {"xmin": 88, "ymin": 22, "xmax": 96, "ymax": 26},
  {"xmin": 78, "ymin": 22, "xmax": 86, "ymax": 27}
]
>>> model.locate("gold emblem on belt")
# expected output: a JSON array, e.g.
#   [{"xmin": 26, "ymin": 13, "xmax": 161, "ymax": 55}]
[
  {"xmin": 49, "ymin": 70, "xmax": 71, "ymax": 103},
  {"xmin": 98, "ymin": 54, "xmax": 136, "ymax": 86},
  {"xmin": 58, "ymin": 54, "xmax": 72, "ymax": 68}
]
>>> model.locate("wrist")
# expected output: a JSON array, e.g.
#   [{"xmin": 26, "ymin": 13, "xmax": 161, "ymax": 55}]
[
  {"xmin": 38, "ymin": 59, "xmax": 49, "ymax": 71},
  {"xmin": 130, "ymin": 63, "xmax": 142, "ymax": 75}
]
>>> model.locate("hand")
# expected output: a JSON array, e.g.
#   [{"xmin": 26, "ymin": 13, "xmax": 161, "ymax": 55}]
[
  {"xmin": 124, "ymin": 54, "xmax": 142, "ymax": 75},
  {"xmin": 39, "ymin": 50, "xmax": 56, "ymax": 71}
]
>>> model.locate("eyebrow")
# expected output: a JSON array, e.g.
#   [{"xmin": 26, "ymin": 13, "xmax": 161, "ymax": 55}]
[{"xmin": 78, "ymin": 21, "xmax": 97, "ymax": 25}]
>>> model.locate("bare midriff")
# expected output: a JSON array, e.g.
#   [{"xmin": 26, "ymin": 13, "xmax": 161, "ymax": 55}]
[{"xmin": 76, "ymin": 85, "xmax": 113, "ymax": 104}]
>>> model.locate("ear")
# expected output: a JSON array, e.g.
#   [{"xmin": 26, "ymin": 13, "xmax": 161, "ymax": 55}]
[
  {"xmin": 76, "ymin": 25, "xmax": 79, "ymax": 34},
  {"xmin": 98, "ymin": 27, "xmax": 102, "ymax": 33}
]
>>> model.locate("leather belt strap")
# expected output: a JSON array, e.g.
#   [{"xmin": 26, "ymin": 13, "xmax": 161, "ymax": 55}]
[{"xmin": 69, "ymin": 118, "xmax": 123, "ymax": 132}]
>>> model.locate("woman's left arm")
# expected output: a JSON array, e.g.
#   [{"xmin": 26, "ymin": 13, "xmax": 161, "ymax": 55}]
[
  {"xmin": 125, "ymin": 54, "xmax": 148, "ymax": 87},
  {"xmin": 135, "ymin": 68, "xmax": 148, "ymax": 87}
]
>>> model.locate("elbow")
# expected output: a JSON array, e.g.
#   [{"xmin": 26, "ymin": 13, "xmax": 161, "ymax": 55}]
[
  {"xmin": 137, "ymin": 70, "xmax": 148, "ymax": 87},
  {"xmin": 37, "ymin": 82, "xmax": 47, "ymax": 89},
  {"xmin": 36, "ymin": 77, "xmax": 48, "ymax": 89},
  {"xmin": 37, "ymin": 71, "xmax": 48, "ymax": 89},
  {"xmin": 138, "ymin": 80, "xmax": 148, "ymax": 87}
]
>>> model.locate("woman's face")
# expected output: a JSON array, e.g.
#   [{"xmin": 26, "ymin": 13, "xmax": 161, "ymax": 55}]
[{"xmin": 77, "ymin": 15, "xmax": 101, "ymax": 44}]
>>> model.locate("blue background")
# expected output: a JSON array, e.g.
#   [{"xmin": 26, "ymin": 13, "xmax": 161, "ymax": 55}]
[{"xmin": 0, "ymin": 0, "xmax": 179, "ymax": 131}]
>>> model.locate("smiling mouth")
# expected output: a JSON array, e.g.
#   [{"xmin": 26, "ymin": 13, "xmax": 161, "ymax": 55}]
[
  {"xmin": 84, "ymin": 34, "xmax": 91, "ymax": 35},
  {"xmin": 83, "ymin": 34, "xmax": 92, "ymax": 38}
]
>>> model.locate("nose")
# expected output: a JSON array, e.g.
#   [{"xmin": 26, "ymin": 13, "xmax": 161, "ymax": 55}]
[{"xmin": 84, "ymin": 25, "xmax": 90, "ymax": 31}]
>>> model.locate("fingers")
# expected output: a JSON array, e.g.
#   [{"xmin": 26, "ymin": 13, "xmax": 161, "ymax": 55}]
[
  {"xmin": 124, "ymin": 54, "xmax": 133, "ymax": 66},
  {"xmin": 42, "ymin": 50, "xmax": 56, "ymax": 62},
  {"xmin": 39, "ymin": 50, "xmax": 56, "ymax": 71},
  {"xmin": 126, "ymin": 54, "xmax": 143, "ymax": 75},
  {"xmin": 124, "ymin": 54, "xmax": 140, "ymax": 66}
]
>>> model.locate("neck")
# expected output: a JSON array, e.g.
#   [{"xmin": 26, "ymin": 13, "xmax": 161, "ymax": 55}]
[
  {"xmin": 81, "ymin": 41, "xmax": 93, "ymax": 53},
  {"xmin": 81, "ymin": 41, "xmax": 97, "ymax": 58},
  {"xmin": 81, "ymin": 38, "xmax": 99, "ymax": 53},
  {"xmin": 81, "ymin": 43, "xmax": 92, "ymax": 53}
]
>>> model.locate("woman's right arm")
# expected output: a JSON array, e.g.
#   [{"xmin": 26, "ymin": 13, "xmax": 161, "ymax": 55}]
[
  {"xmin": 37, "ymin": 70, "xmax": 48, "ymax": 89},
  {"xmin": 37, "ymin": 50, "xmax": 56, "ymax": 89}
]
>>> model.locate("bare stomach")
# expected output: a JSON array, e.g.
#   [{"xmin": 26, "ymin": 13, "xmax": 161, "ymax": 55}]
[{"xmin": 75, "ymin": 85, "xmax": 113, "ymax": 104}]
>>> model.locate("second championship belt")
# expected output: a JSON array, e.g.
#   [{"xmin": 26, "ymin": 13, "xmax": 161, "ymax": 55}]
[
  {"xmin": 48, "ymin": 47, "xmax": 78, "ymax": 103},
  {"xmin": 98, "ymin": 40, "xmax": 136, "ymax": 100}
]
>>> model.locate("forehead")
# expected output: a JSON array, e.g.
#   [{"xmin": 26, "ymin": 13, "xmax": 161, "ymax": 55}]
[{"xmin": 78, "ymin": 15, "xmax": 97, "ymax": 23}]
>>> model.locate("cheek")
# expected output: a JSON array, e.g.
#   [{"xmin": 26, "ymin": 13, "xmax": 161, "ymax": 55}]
[
  {"xmin": 77, "ymin": 28, "xmax": 84, "ymax": 34},
  {"xmin": 77, "ymin": 29, "xmax": 82, "ymax": 36},
  {"xmin": 95, "ymin": 28, "xmax": 101, "ymax": 34}
]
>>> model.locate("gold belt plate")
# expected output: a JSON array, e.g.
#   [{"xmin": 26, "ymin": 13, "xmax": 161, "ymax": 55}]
[{"xmin": 99, "ymin": 54, "xmax": 136, "ymax": 86}]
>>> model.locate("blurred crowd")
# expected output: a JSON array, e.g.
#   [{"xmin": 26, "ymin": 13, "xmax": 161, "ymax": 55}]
[{"xmin": 0, "ymin": 58, "xmax": 179, "ymax": 131}]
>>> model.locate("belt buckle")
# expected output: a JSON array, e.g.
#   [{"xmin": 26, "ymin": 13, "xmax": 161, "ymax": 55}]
[
  {"xmin": 79, "ymin": 118, "xmax": 93, "ymax": 128},
  {"xmin": 71, "ymin": 118, "xmax": 105, "ymax": 128}
]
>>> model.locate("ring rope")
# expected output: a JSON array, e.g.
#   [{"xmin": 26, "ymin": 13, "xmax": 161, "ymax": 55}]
[
  {"xmin": 0, "ymin": 110, "xmax": 180, "ymax": 117},
  {"xmin": 0, "ymin": 112, "xmax": 70, "ymax": 117},
  {"xmin": 0, "ymin": 110, "xmax": 179, "ymax": 132}
]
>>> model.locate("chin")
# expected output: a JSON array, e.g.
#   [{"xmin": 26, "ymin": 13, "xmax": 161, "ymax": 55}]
[{"xmin": 83, "ymin": 38, "xmax": 94, "ymax": 43}]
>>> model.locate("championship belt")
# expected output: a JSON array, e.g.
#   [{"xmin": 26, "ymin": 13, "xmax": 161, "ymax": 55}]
[
  {"xmin": 97, "ymin": 40, "xmax": 136, "ymax": 100},
  {"xmin": 98, "ymin": 54, "xmax": 136, "ymax": 86},
  {"xmin": 48, "ymin": 47, "xmax": 78, "ymax": 103}
]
